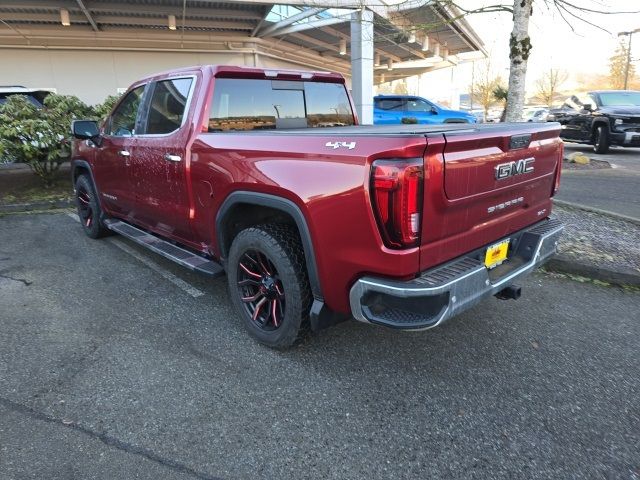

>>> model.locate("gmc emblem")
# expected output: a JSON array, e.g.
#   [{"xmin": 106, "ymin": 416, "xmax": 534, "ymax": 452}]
[{"xmin": 495, "ymin": 157, "xmax": 535, "ymax": 180}]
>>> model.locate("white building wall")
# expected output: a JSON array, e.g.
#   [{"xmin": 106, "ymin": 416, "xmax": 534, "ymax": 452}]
[{"xmin": 0, "ymin": 49, "xmax": 257, "ymax": 104}]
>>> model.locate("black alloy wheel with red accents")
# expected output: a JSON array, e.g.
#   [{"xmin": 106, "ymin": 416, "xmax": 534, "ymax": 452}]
[
  {"xmin": 227, "ymin": 224, "xmax": 311, "ymax": 348},
  {"xmin": 74, "ymin": 174, "xmax": 110, "ymax": 239},
  {"xmin": 76, "ymin": 184, "xmax": 94, "ymax": 228},
  {"xmin": 237, "ymin": 249, "xmax": 285, "ymax": 330}
]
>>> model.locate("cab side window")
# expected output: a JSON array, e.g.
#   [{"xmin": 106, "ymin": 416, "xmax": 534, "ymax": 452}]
[
  {"xmin": 106, "ymin": 85, "xmax": 144, "ymax": 137},
  {"xmin": 145, "ymin": 78, "xmax": 193, "ymax": 135}
]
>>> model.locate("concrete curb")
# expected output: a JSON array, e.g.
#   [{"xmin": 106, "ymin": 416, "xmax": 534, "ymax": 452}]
[
  {"xmin": 545, "ymin": 254, "xmax": 640, "ymax": 287},
  {"xmin": 0, "ymin": 161, "xmax": 70, "ymax": 171},
  {"xmin": 0, "ymin": 199, "xmax": 73, "ymax": 214},
  {"xmin": 553, "ymin": 199, "xmax": 640, "ymax": 226}
]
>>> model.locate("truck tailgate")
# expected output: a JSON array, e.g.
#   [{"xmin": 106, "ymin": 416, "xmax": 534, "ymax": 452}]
[
  {"xmin": 419, "ymin": 123, "xmax": 563, "ymax": 271},
  {"xmin": 443, "ymin": 128, "xmax": 559, "ymax": 200}
]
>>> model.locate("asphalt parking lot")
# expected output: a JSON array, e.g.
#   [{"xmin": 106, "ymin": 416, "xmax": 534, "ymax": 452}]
[
  {"xmin": 558, "ymin": 145, "xmax": 640, "ymax": 220},
  {"xmin": 1, "ymin": 213, "xmax": 639, "ymax": 480}
]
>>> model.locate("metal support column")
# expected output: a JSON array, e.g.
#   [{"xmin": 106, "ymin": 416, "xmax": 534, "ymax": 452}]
[{"xmin": 350, "ymin": 8, "xmax": 374, "ymax": 125}]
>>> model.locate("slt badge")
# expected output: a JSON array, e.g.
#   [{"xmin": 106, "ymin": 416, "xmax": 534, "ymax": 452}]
[{"xmin": 325, "ymin": 141, "xmax": 356, "ymax": 150}]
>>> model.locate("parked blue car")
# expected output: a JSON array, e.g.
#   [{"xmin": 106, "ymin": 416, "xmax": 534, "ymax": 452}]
[{"xmin": 373, "ymin": 95, "xmax": 476, "ymax": 125}]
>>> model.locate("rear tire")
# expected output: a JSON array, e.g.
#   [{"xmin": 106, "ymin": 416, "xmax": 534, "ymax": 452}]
[
  {"xmin": 593, "ymin": 125, "xmax": 610, "ymax": 154},
  {"xmin": 75, "ymin": 174, "xmax": 110, "ymax": 239},
  {"xmin": 227, "ymin": 224, "xmax": 311, "ymax": 349}
]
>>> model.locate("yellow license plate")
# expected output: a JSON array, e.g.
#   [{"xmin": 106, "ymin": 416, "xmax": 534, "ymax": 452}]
[{"xmin": 485, "ymin": 239, "xmax": 510, "ymax": 269}]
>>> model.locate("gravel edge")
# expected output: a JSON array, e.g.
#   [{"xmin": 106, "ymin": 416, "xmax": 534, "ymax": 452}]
[
  {"xmin": 553, "ymin": 199, "xmax": 640, "ymax": 225},
  {"xmin": 545, "ymin": 255, "xmax": 640, "ymax": 287}
]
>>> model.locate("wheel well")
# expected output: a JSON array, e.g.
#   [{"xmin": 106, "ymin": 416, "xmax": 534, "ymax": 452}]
[
  {"xmin": 216, "ymin": 192, "xmax": 323, "ymax": 301},
  {"xmin": 72, "ymin": 164, "xmax": 90, "ymax": 184},
  {"xmin": 218, "ymin": 203, "xmax": 298, "ymax": 259}
]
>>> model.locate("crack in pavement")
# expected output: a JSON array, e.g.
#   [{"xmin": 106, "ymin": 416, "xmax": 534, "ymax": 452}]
[
  {"xmin": 0, "ymin": 272, "xmax": 32, "ymax": 286},
  {"xmin": 0, "ymin": 397, "xmax": 225, "ymax": 480}
]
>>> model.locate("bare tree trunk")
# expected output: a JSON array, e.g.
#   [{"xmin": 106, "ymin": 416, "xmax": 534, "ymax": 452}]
[{"xmin": 505, "ymin": 0, "xmax": 533, "ymax": 122}]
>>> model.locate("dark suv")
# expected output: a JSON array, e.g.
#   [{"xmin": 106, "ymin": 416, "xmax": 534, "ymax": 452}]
[
  {"xmin": 549, "ymin": 90, "xmax": 640, "ymax": 153},
  {"xmin": 0, "ymin": 86, "xmax": 51, "ymax": 108}
]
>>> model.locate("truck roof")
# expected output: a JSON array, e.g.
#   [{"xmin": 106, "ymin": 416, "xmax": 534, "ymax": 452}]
[
  {"xmin": 135, "ymin": 64, "xmax": 346, "ymax": 84},
  {"xmin": 589, "ymin": 90, "xmax": 640, "ymax": 94}
]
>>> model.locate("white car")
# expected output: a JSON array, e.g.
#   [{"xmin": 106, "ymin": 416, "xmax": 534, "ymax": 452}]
[{"xmin": 523, "ymin": 108, "xmax": 549, "ymax": 122}]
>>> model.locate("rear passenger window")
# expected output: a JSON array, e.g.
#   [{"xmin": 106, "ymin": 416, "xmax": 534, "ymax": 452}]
[
  {"xmin": 376, "ymin": 98, "xmax": 405, "ymax": 111},
  {"xmin": 145, "ymin": 78, "xmax": 193, "ymax": 135},
  {"xmin": 207, "ymin": 78, "xmax": 354, "ymax": 131},
  {"xmin": 106, "ymin": 85, "xmax": 144, "ymax": 137}
]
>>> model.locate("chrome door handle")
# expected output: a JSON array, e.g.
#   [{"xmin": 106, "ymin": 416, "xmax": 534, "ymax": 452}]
[
  {"xmin": 118, "ymin": 150, "xmax": 130, "ymax": 157},
  {"xmin": 164, "ymin": 153, "xmax": 182, "ymax": 162}
]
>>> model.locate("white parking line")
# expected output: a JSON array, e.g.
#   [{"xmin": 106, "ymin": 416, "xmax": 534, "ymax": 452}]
[{"xmin": 66, "ymin": 212, "xmax": 205, "ymax": 298}]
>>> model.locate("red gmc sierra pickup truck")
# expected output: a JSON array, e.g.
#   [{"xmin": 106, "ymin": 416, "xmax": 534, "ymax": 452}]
[{"xmin": 71, "ymin": 65, "xmax": 564, "ymax": 348}]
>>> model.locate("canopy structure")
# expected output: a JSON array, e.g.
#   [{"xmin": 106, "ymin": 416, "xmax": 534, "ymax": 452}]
[{"xmin": 0, "ymin": 0, "xmax": 486, "ymax": 121}]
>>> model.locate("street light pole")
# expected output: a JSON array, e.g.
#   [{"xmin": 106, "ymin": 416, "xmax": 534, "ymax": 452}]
[
  {"xmin": 624, "ymin": 33, "xmax": 633, "ymax": 89},
  {"xmin": 619, "ymin": 28, "xmax": 640, "ymax": 90}
]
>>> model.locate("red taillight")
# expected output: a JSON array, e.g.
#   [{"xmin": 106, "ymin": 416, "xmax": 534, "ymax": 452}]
[
  {"xmin": 552, "ymin": 142, "xmax": 564, "ymax": 195},
  {"xmin": 371, "ymin": 158, "xmax": 424, "ymax": 248}
]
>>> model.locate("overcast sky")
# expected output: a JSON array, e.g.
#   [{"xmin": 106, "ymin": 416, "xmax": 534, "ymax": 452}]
[
  {"xmin": 462, "ymin": 0, "xmax": 640, "ymax": 83},
  {"xmin": 412, "ymin": 0, "xmax": 640, "ymax": 105}
]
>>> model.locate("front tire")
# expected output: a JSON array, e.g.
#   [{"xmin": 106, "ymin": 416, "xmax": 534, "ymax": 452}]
[
  {"xmin": 75, "ymin": 174, "xmax": 110, "ymax": 239},
  {"xmin": 593, "ymin": 125, "xmax": 610, "ymax": 154},
  {"xmin": 227, "ymin": 224, "xmax": 311, "ymax": 349}
]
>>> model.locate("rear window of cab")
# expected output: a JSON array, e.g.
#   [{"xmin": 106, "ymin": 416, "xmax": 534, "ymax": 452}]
[{"xmin": 207, "ymin": 78, "xmax": 354, "ymax": 131}]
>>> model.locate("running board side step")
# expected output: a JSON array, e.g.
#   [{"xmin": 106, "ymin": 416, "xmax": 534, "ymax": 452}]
[{"xmin": 103, "ymin": 219, "xmax": 224, "ymax": 277}]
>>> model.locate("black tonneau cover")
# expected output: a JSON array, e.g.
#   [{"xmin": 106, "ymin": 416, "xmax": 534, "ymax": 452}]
[{"xmin": 217, "ymin": 122, "xmax": 562, "ymax": 137}]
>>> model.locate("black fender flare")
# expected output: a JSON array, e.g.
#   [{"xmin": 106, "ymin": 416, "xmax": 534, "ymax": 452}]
[
  {"xmin": 71, "ymin": 159, "xmax": 97, "ymax": 191},
  {"xmin": 215, "ymin": 191, "xmax": 323, "ymax": 302},
  {"xmin": 70, "ymin": 159, "xmax": 106, "ymax": 213},
  {"xmin": 591, "ymin": 118, "xmax": 610, "ymax": 130}
]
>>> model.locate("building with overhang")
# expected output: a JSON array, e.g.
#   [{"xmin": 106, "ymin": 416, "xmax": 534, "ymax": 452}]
[{"xmin": 0, "ymin": 0, "xmax": 486, "ymax": 123}]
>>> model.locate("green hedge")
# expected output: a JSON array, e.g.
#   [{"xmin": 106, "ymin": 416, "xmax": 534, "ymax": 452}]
[{"xmin": 0, "ymin": 93, "xmax": 120, "ymax": 186}]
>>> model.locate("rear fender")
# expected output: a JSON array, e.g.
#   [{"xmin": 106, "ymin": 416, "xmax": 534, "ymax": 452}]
[{"xmin": 215, "ymin": 191, "xmax": 322, "ymax": 301}]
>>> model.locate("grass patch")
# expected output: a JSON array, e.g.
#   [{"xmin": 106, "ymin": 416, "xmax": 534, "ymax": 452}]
[{"xmin": 0, "ymin": 166, "xmax": 72, "ymax": 206}]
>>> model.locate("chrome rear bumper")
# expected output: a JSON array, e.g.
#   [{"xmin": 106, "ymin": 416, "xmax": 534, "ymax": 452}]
[{"xmin": 349, "ymin": 218, "xmax": 564, "ymax": 330}]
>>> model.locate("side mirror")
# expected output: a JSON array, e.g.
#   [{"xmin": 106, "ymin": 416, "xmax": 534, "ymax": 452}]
[
  {"xmin": 72, "ymin": 120, "xmax": 100, "ymax": 140},
  {"xmin": 430, "ymin": 106, "xmax": 438, "ymax": 114},
  {"xmin": 582, "ymin": 103, "xmax": 593, "ymax": 112}
]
